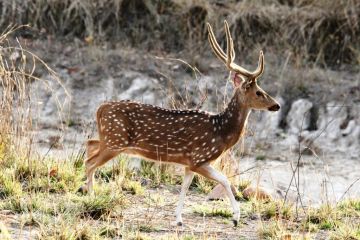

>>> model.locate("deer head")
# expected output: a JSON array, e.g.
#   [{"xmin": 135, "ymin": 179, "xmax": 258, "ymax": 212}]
[{"xmin": 207, "ymin": 21, "xmax": 280, "ymax": 112}]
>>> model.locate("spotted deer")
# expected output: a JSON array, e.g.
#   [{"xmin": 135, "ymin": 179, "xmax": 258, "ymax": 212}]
[{"xmin": 78, "ymin": 20, "xmax": 280, "ymax": 226}]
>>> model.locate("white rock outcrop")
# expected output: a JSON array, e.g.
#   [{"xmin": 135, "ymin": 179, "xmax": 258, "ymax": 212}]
[{"xmin": 286, "ymin": 99, "xmax": 313, "ymax": 134}]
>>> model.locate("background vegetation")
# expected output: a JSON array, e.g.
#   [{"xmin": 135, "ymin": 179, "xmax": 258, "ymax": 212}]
[{"xmin": 1, "ymin": 0, "xmax": 359, "ymax": 68}]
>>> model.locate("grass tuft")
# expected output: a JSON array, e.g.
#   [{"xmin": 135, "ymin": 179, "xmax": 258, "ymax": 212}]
[
  {"xmin": 140, "ymin": 161, "xmax": 180, "ymax": 187},
  {"xmin": 0, "ymin": 197, "xmax": 40, "ymax": 214},
  {"xmin": 251, "ymin": 200, "xmax": 293, "ymax": 221},
  {"xmin": 79, "ymin": 194, "xmax": 124, "ymax": 220},
  {"xmin": 191, "ymin": 175, "xmax": 216, "ymax": 194},
  {"xmin": 121, "ymin": 179, "xmax": 144, "ymax": 195},
  {"xmin": 330, "ymin": 223, "xmax": 360, "ymax": 240},
  {"xmin": 258, "ymin": 221, "xmax": 284, "ymax": 239},
  {"xmin": 193, "ymin": 204, "xmax": 232, "ymax": 219},
  {"xmin": 99, "ymin": 226, "xmax": 121, "ymax": 238},
  {"xmin": 0, "ymin": 173, "xmax": 23, "ymax": 199},
  {"xmin": 138, "ymin": 224, "xmax": 160, "ymax": 233}
]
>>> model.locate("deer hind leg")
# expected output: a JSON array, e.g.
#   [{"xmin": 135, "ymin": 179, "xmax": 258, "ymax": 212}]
[
  {"xmin": 86, "ymin": 139, "xmax": 100, "ymax": 158},
  {"xmin": 175, "ymin": 167, "xmax": 194, "ymax": 226},
  {"xmin": 191, "ymin": 164, "xmax": 240, "ymax": 227},
  {"xmin": 77, "ymin": 139, "xmax": 100, "ymax": 194},
  {"xmin": 78, "ymin": 145, "xmax": 120, "ymax": 194}
]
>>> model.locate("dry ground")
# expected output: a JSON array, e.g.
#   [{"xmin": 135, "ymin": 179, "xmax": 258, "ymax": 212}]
[{"xmin": 1, "ymin": 159, "xmax": 358, "ymax": 240}]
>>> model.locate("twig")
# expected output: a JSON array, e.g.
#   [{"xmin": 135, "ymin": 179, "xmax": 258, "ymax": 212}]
[
  {"xmin": 228, "ymin": 165, "xmax": 259, "ymax": 179},
  {"xmin": 338, "ymin": 177, "xmax": 360, "ymax": 203},
  {"xmin": 153, "ymin": 56, "xmax": 202, "ymax": 79},
  {"xmin": 283, "ymin": 110, "xmax": 308, "ymax": 215},
  {"xmin": 283, "ymin": 102, "xmax": 346, "ymax": 212}
]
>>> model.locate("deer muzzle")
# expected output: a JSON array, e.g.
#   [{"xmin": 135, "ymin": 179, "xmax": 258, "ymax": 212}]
[{"xmin": 268, "ymin": 104, "xmax": 280, "ymax": 111}]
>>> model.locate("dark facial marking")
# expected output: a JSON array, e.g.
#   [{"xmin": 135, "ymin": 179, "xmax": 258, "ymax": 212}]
[{"xmin": 256, "ymin": 91, "xmax": 263, "ymax": 97}]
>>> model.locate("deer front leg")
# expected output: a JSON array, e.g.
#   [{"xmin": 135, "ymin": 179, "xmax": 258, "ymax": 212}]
[
  {"xmin": 192, "ymin": 164, "xmax": 240, "ymax": 226},
  {"xmin": 175, "ymin": 167, "xmax": 194, "ymax": 226}
]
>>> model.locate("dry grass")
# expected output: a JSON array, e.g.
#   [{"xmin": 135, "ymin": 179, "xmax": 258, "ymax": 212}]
[
  {"xmin": 0, "ymin": 26, "xmax": 68, "ymax": 161},
  {"xmin": 229, "ymin": 0, "xmax": 360, "ymax": 67},
  {"xmin": 0, "ymin": 0, "xmax": 358, "ymax": 67}
]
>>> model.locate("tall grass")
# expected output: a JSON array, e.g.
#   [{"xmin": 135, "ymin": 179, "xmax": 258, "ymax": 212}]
[
  {"xmin": 0, "ymin": 26, "xmax": 67, "ymax": 160},
  {"xmin": 0, "ymin": 0, "xmax": 358, "ymax": 67}
]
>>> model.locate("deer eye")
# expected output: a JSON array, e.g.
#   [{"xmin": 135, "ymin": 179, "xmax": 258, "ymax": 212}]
[{"xmin": 256, "ymin": 91, "xmax": 263, "ymax": 97}]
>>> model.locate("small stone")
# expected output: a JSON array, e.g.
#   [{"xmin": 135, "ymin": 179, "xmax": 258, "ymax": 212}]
[
  {"xmin": 242, "ymin": 186, "xmax": 271, "ymax": 201},
  {"xmin": 207, "ymin": 184, "xmax": 238, "ymax": 201},
  {"xmin": 232, "ymin": 219, "xmax": 238, "ymax": 227}
]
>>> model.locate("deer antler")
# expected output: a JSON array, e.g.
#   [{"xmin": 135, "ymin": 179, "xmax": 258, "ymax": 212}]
[{"xmin": 207, "ymin": 20, "xmax": 264, "ymax": 79}]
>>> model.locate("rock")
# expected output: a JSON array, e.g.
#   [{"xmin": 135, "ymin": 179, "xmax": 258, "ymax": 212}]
[
  {"xmin": 341, "ymin": 119, "xmax": 360, "ymax": 148},
  {"xmin": 30, "ymin": 74, "xmax": 72, "ymax": 127},
  {"xmin": 242, "ymin": 186, "xmax": 271, "ymax": 201},
  {"xmin": 311, "ymin": 101, "xmax": 360, "ymax": 157},
  {"xmin": 116, "ymin": 72, "xmax": 160, "ymax": 105},
  {"xmin": 207, "ymin": 184, "xmax": 238, "ymax": 201},
  {"xmin": 207, "ymin": 184, "xmax": 227, "ymax": 201},
  {"xmin": 317, "ymin": 101, "xmax": 347, "ymax": 141},
  {"xmin": 340, "ymin": 119, "xmax": 360, "ymax": 157},
  {"xmin": 286, "ymin": 99, "xmax": 313, "ymax": 134}
]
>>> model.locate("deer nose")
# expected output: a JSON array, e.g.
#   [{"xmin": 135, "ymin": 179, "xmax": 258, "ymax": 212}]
[{"xmin": 268, "ymin": 104, "xmax": 280, "ymax": 111}]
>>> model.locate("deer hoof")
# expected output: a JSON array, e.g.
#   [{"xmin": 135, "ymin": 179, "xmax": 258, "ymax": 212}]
[
  {"xmin": 232, "ymin": 219, "xmax": 238, "ymax": 227},
  {"xmin": 177, "ymin": 221, "xmax": 183, "ymax": 226},
  {"xmin": 77, "ymin": 186, "xmax": 88, "ymax": 195}
]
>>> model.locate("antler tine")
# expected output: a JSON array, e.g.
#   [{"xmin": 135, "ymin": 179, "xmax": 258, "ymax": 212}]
[
  {"xmin": 207, "ymin": 35, "xmax": 226, "ymax": 63},
  {"xmin": 224, "ymin": 20, "xmax": 234, "ymax": 68},
  {"xmin": 207, "ymin": 23, "xmax": 227, "ymax": 63},
  {"xmin": 208, "ymin": 21, "xmax": 264, "ymax": 79},
  {"xmin": 253, "ymin": 51, "xmax": 264, "ymax": 78}
]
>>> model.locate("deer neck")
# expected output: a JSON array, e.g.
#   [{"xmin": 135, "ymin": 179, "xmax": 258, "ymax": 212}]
[{"xmin": 216, "ymin": 92, "xmax": 251, "ymax": 148}]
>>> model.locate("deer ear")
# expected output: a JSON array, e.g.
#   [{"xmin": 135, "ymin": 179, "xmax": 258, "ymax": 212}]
[{"xmin": 233, "ymin": 73, "xmax": 244, "ymax": 88}]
